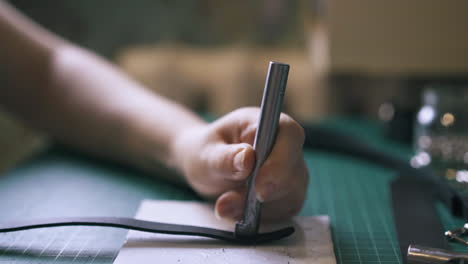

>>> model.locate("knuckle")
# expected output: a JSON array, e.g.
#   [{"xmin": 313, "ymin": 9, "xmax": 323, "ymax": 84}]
[
  {"xmin": 279, "ymin": 114, "xmax": 305, "ymax": 144},
  {"xmin": 239, "ymin": 123, "xmax": 257, "ymax": 143}
]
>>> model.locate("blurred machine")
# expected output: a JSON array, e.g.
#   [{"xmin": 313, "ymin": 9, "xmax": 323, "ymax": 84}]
[{"xmin": 324, "ymin": 0, "xmax": 468, "ymax": 142}]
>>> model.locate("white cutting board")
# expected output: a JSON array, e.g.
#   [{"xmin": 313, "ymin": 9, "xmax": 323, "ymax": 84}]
[{"xmin": 114, "ymin": 200, "xmax": 336, "ymax": 264}]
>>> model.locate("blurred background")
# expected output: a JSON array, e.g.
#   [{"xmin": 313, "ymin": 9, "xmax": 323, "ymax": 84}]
[{"xmin": 1, "ymin": 0, "xmax": 468, "ymax": 174}]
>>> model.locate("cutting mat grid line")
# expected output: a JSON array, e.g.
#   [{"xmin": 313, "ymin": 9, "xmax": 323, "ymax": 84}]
[
  {"xmin": 317, "ymin": 163, "xmax": 344, "ymax": 264},
  {"xmin": 365, "ymin": 169, "xmax": 401, "ymax": 263},
  {"xmin": 0, "ymin": 155, "xmax": 198, "ymax": 264},
  {"xmin": 304, "ymin": 152, "xmax": 402, "ymax": 264},
  {"xmin": 348, "ymin": 166, "xmax": 383, "ymax": 264}
]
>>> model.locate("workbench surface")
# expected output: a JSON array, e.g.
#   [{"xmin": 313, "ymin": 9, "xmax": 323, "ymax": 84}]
[{"xmin": 0, "ymin": 118, "xmax": 463, "ymax": 264}]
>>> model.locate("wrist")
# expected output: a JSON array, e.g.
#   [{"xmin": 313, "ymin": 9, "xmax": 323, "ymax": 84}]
[
  {"xmin": 122, "ymin": 109, "xmax": 204, "ymax": 172},
  {"xmin": 169, "ymin": 121, "xmax": 208, "ymax": 175}
]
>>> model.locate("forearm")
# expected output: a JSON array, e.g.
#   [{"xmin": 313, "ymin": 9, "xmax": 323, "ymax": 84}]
[
  {"xmin": 0, "ymin": 1, "xmax": 206, "ymax": 181},
  {"xmin": 42, "ymin": 47, "xmax": 206, "ymax": 177}
]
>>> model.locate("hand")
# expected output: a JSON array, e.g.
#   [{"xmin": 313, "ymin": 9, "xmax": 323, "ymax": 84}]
[{"xmin": 172, "ymin": 107, "xmax": 308, "ymax": 222}]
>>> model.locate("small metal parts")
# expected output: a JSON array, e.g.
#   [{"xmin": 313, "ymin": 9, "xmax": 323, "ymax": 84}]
[{"xmin": 445, "ymin": 223, "xmax": 468, "ymax": 246}]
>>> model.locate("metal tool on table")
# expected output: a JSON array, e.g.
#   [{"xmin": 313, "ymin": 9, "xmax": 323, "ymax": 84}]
[
  {"xmin": 407, "ymin": 244, "xmax": 468, "ymax": 264},
  {"xmin": 405, "ymin": 223, "xmax": 468, "ymax": 264},
  {"xmin": 235, "ymin": 61, "xmax": 290, "ymax": 239}
]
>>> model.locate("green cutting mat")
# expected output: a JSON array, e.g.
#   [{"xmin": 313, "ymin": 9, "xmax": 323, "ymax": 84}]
[{"xmin": 0, "ymin": 118, "xmax": 464, "ymax": 263}]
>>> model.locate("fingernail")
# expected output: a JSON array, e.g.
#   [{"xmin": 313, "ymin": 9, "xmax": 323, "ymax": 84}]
[
  {"xmin": 234, "ymin": 148, "xmax": 246, "ymax": 172},
  {"xmin": 216, "ymin": 201, "xmax": 242, "ymax": 220}
]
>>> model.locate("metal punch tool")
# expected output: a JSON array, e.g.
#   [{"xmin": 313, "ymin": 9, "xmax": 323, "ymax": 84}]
[
  {"xmin": 408, "ymin": 244, "xmax": 468, "ymax": 264},
  {"xmin": 235, "ymin": 61, "xmax": 290, "ymax": 239}
]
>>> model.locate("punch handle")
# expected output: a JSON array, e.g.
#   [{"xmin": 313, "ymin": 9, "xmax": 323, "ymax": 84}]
[
  {"xmin": 235, "ymin": 61, "xmax": 289, "ymax": 238},
  {"xmin": 253, "ymin": 62, "xmax": 289, "ymax": 162}
]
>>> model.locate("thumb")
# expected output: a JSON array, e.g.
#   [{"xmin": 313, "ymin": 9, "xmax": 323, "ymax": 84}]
[
  {"xmin": 206, "ymin": 142, "xmax": 255, "ymax": 181},
  {"xmin": 214, "ymin": 188, "xmax": 246, "ymax": 221}
]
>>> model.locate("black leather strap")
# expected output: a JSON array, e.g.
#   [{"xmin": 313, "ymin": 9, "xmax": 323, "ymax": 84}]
[
  {"xmin": 0, "ymin": 217, "xmax": 294, "ymax": 244},
  {"xmin": 391, "ymin": 175, "xmax": 448, "ymax": 263}
]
